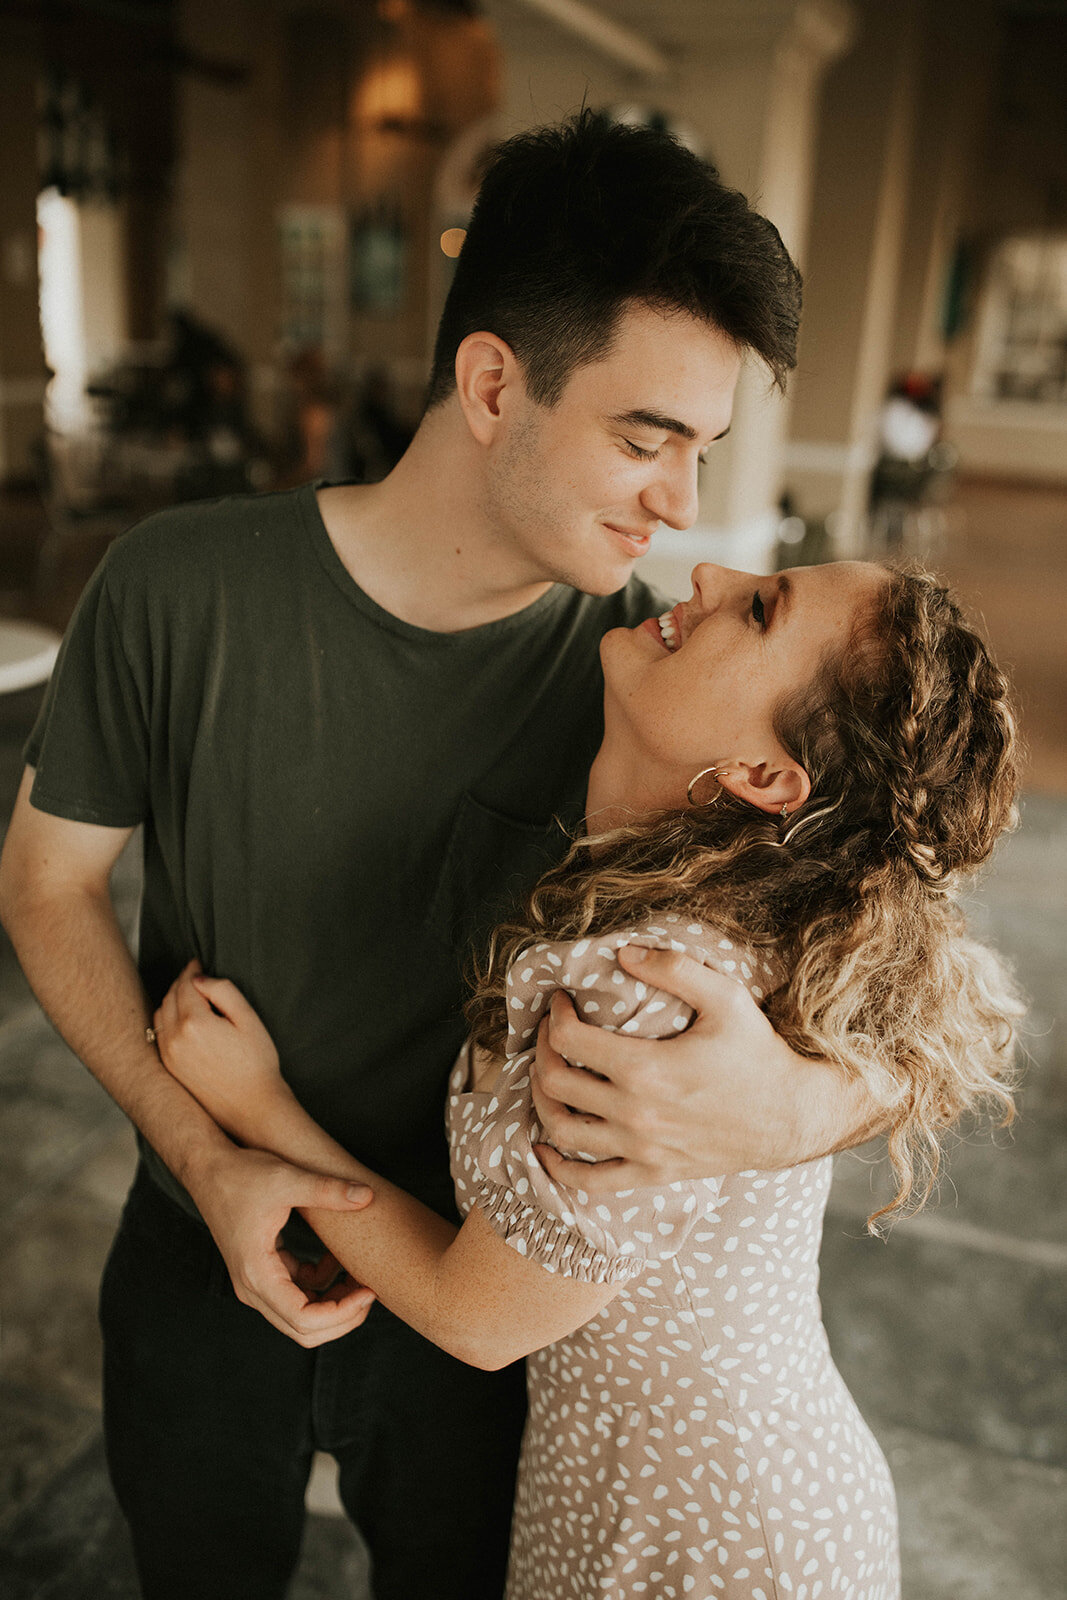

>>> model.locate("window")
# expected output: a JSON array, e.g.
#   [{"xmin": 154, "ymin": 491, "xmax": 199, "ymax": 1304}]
[{"xmin": 971, "ymin": 235, "xmax": 1067, "ymax": 405}]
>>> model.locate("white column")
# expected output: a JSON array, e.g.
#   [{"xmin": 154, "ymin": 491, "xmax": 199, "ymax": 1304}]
[
  {"xmin": 686, "ymin": 0, "xmax": 856, "ymax": 580},
  {"xmin": 483, "ymin": 0, "xmax": 855, "ymax": 590},
  {"xmin": 783, "ymin": 0, "xmax": 927, "ymax": 551}
]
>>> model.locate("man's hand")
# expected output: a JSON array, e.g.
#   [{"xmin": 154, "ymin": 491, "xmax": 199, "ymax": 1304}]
[
  {"xmin": 531, "ymin": 945, "xmax": 881, "ymax": 1192},
  {"xmin": 188, "ymin": 1142, "xmax": 376, "ymax": 1347},
  {"xmin": 0, "ymin": 771, "xmax": 376, "ymax": 1349}
]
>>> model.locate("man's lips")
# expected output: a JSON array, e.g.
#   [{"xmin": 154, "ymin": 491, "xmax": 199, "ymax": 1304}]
[{"xmin": 604, "ymin": 521, "xmax": 654, "ymax": 551}]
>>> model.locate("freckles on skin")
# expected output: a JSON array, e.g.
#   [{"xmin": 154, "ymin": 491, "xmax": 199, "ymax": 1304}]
[
  {"xmin": 605, "ymin": 630, "xmax": 782, "ymax": 775},
  {"xmin": 601, "ymin": 560, "xmax": 889, "ymax": 779}
]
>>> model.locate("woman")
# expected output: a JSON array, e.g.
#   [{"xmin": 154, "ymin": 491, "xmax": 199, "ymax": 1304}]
[{"xmin": 155, "ymin": 559, "xmax": 1021, "ymax": 1600}]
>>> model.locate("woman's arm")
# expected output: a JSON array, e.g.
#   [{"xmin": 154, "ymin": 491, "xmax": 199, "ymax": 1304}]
[{"xmin": 153, "ymin": 967, "xmax": 620, "ymax": 1369}]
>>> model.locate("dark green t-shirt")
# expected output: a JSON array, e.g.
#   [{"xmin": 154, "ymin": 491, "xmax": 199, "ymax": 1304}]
[{"xmin": 27, "ymin": 484, "xmax": 666, "ymax": 1220}]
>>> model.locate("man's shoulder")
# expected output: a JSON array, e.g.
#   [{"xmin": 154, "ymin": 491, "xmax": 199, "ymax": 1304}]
[{"xmin": 102, "ymin": 486, "xmax": 307, "ymax": 591}]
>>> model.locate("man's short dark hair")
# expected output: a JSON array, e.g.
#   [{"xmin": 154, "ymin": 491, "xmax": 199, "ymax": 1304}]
[{"xmin": 426, "ymin": 110, "xmax": 802, "ymax": 411}]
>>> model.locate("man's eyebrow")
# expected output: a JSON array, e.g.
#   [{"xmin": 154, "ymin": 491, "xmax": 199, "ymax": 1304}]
[{"xmin": 609, "ymin": 408, "xmax": 698, "ymax": 441}]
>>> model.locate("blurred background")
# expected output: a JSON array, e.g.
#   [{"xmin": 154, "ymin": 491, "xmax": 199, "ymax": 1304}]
[{"xmin": 0, "ymin": 0, "xmax": 1064, "ymax": 1595}]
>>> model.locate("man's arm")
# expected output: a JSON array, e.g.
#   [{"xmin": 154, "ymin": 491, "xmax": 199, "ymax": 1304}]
[
  {"xmin": 531, "ymin": 943, "xmax": 886, "ymax": 1192},
  {"xmin": 0, "ymin": 769, "xmax": 374, "ymax": 1346},
  {"xmin": 153, "ymin": 967, "xmax": 622, "ymax": 1370}
]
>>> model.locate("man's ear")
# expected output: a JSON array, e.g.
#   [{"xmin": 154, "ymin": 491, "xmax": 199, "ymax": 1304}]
[
  {"xmin": 717, "ymin": 759, "xmax": 811, "ymax": 816},
  {"xmin": 454, "ymin": 331, "xmax": 522, "ymax": 446}
]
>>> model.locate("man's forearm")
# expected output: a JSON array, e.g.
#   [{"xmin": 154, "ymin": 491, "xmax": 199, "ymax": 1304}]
[
  {"xmin": 228, "ymin": 1084, "xmax": 506, "ymax": 1362},
  {"xmin": 777, "ymin": 1042, "xmax": 888, "ymax": 1165},
  {"xmin": 692, "ymin": 1032, "xmax": 889, "ymax": 1173},
  {"xmin": 235, "ymin": 1088, "xmax": 609, "ymax": 1372},
  {"xmin": 1, "ymin": 881, "xmax": 232, "ymax": 1191}
]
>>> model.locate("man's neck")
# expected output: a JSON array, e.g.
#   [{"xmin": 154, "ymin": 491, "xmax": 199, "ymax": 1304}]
[{"xmin": 315, "ymin": 407, "xmax": 554, "ymax": 634}]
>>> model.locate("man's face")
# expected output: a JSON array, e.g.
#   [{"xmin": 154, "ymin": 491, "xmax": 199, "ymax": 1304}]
[{"xmin": 483, "ymin": 302, "xmax": 743, "ymax": 595}]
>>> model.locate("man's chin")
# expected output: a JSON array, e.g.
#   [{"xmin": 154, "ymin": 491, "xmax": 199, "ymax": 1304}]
[
  {"xmin": 555, "ymin": 539, "xmax": 646, "ymax": 597},
  {"xmin": 557, "ymin": 562, "xmax": 637, "ymax": 597}
]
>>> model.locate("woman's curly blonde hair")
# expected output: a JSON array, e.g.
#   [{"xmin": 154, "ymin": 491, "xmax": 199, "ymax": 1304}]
[{"xmin": 467, "ymin": 565, "xmax": 1024, "ymax": 1231}]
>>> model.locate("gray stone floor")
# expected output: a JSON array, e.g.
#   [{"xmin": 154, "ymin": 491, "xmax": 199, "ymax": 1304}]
[{"xmin": 0, "ymin": 681, "xmax": 1064, "ymax": 1597}]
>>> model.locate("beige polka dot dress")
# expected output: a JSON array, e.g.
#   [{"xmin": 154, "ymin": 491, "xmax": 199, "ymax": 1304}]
[{"xmin": 448, "ymin": 917, "xmax": 900, "ymax": 1600}]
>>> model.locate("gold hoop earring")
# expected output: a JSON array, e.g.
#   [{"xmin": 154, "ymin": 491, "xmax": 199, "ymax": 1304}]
[{"xmin": 687, "ymin": 765, "xmax": 729, "ymax": 808}]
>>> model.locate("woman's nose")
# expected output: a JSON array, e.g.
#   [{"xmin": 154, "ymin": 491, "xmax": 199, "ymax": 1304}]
[
  {"xmin": 691, "ymin": 562, "xmax": 751, "ymax": 606},
  {"xmin": 691, "ymin": 563, "xmax": 724, "ymax": 605}
]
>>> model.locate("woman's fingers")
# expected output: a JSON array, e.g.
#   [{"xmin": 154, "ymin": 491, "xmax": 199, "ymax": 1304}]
[
  {"xmin": 153, "ymin": 963, "xmax": 231, "ymax": 1085},
  {"xmin": 192, "ymin": 973, "xmax": 255, "ymax": 1027},
  {"xmin": 153, "ymin": 980, "xmax": 180, "ymax": 1042},
  {"xmin": 174, "ymin": 966, "xmax": 213, "ymax": 1023}
]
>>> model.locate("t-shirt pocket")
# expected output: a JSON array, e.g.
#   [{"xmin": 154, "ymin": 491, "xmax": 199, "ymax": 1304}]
[{"xmin": 425, "ymin": 791, "xmax": 566, "ymax": 964}]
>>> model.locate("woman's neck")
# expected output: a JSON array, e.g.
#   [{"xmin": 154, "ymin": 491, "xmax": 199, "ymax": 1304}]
[{"xmin": 585, "ymin": 741, "xmax": 679, "ymax": 834}]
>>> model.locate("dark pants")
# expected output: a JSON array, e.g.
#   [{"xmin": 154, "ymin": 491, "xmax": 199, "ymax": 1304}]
[{"xmin": 100, "ymin": 1165, "xmax": 528, "ymax": 1600}]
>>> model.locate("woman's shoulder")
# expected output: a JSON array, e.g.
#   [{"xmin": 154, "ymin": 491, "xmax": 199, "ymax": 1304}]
[
  {"xmin": 501, "ymin": 914, "xmax": 783, "ymax": 1057},
  {"xmin": 453, "ymin": 1039, "xmax": 723, "ymax": 1282},
  {"xmin": 597, "ymin": 914, "xmax": 780, "ymax": 996}
]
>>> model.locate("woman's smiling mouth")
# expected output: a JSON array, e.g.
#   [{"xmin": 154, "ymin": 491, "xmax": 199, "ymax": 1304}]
[
  {"xmin": 640, "ymin": 607, "xmax": 684, "ymax": 653},
  {"xmin": 657, "ymin": 609, "xmax": 681, "ymax": 652}
]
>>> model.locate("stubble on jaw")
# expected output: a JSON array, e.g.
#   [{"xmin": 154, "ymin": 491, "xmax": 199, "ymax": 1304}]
[
  {"xmin": 489, "ymin": 409, "xmax": 570, "ymax": 584},
  {"xmin": 488, "ymin": 408, "xmax": 636, "ymax": 597}
]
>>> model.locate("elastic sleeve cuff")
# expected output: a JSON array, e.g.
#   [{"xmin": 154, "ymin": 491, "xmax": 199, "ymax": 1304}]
[{"xmin": 476, "ymin": 1180, "xmax": 647, "ymax": 1284}]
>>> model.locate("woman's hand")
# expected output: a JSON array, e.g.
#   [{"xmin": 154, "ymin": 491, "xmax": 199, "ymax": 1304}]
[{"xmin": 153, "ymin": 960, "xmax": 290, "ymax": 1145}]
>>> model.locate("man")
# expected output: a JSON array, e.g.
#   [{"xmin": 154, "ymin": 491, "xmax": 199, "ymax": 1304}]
[{"xmin": 0, "ymin": 113, "xmax": 876, "ymax": 1599}]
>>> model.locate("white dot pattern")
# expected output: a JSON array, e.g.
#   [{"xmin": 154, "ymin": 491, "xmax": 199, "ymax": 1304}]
[{"xmin": 447, "ymin": 918, "xmax": 900, "ymax": 1599}]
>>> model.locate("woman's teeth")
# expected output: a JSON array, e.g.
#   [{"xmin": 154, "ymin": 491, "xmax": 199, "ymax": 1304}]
[{"xmin": 658, "ymin": 612, "xmax": 679, "ymax": 652}]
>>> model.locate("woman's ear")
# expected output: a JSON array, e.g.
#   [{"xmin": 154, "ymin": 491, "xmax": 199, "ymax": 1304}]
[
  {"xmin": 717, "ymin": 759, "xmax": 811, "ymax": 816},
  {"xmin": 454, "ymin": 331, "xmax": 522, "ymax": 446}
]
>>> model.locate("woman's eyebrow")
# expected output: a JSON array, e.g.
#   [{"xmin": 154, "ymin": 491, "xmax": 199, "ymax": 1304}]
[{"xmin": 775, "ymin": 573, "xmax": 794, "ymax": 617}]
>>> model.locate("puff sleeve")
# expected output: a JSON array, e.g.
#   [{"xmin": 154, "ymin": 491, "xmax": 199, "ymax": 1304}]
[{"xmin": 458, "ymin": 916, "xmax": 782, "ymax": 1284}]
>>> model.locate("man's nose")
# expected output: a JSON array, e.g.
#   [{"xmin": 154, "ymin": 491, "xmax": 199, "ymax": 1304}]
[{"xmin": 640, "ymin": 459, "xmax": 700, "ymax": 531}]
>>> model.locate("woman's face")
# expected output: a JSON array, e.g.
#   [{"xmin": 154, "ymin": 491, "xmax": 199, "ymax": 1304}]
[{"xmin": 600, "ymin": 560, "xmax": 889, "ymax": 809}]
